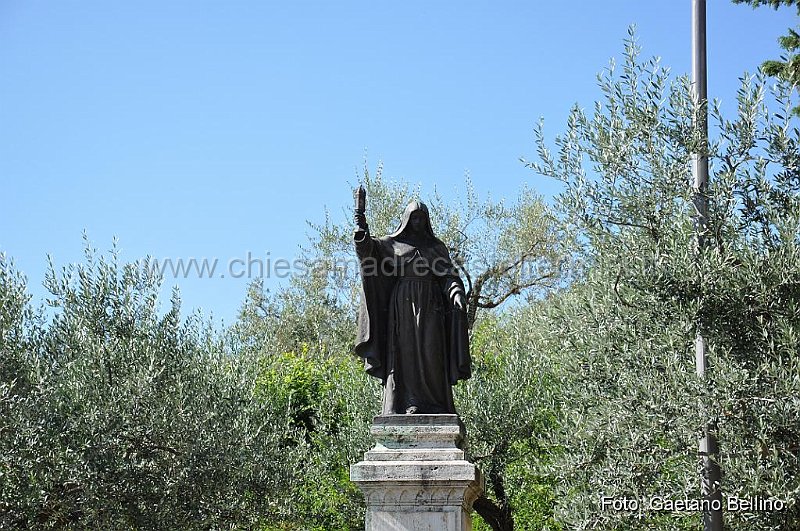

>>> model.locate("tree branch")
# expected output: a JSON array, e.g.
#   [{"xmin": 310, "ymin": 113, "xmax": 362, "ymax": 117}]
[{"xmin": 477, "ymin": 271, "xmax": 558, "ymax": 309}]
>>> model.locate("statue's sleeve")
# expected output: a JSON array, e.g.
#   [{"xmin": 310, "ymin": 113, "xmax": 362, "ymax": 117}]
[
  {"xmin": 431, "ymin": 242, "xmax": 471, "ymax": 384},
  {"xmin": 430, "ymin": 243, "xmax": 466, "ymax": 298},
  {"xmin": 354, "ymin": 229, "xmax": 373, "ymax": 258},
  {"xmin": 354, "ymin": 231, "xmax": 390, "ymax": 381},
  {"xmin": 442, "ymin": 276, "xmax": 466, "ymax": 299}
]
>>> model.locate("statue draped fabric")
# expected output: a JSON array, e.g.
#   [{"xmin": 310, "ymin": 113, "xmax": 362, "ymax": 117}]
[{"xmin": 354, "ymin": 200, "xmax": 470, "ymax": 415}]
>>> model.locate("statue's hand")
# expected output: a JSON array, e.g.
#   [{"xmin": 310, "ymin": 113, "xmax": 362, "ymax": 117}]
[
  {"xmin": 452, "ymin": 292, "xmax": 466, "ymax": 312},
  {"xmin": 354, "ymin": 212, "xmax": 368, "ymax": 231},
  {"xmin": 354, "ymin": 212, "xmax": 369, "ymax": 243}
]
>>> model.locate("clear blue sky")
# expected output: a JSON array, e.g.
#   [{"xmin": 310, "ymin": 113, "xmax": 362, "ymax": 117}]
[{"xmin": 1, "ymin": 0, "xmax": 794, "ymax": 324}]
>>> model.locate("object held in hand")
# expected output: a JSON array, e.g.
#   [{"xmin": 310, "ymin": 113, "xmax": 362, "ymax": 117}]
[
  {"xmin": 354, "ymin": 185, "xmax": 368, "ymax": 230},
  {"xmin": 355, "ymin": 184, "xmax": 366, "ymax": 213}
]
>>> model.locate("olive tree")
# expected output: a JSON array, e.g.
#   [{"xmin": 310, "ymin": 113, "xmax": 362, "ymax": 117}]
[
  {"xmin": 0, "ymin": 243, "xmax": 300, "ymax": 529},
  {"xmin": 523, "ymin": 32, "xmax": 800, "ymax": 530}
]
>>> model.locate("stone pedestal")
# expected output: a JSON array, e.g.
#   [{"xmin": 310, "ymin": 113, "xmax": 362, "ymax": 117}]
[{"xmin": 350, "ymin": 414, "xmax": 483, "ymax": 531}]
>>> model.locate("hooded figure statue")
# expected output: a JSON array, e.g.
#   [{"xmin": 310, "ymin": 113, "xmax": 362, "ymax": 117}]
[{"xmin": 354, "ymin": 199, "xmax": 471, "ymax": 415}]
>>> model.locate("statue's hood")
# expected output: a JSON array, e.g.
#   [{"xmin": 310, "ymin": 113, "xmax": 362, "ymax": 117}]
[{"xmin": 388, "ymin": 200, "xmax": 436, "ymax": 239}]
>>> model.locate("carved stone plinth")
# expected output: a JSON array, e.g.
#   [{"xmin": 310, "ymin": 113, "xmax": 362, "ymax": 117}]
[{"xmin": 350, "ymin": 414, "xmax": 483, "ymax": 531}]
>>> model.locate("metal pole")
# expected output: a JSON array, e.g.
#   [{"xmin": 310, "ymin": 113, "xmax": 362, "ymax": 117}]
[{"xmin": 692, "ymin": 1, "xmax": 723, "ymax": 529}]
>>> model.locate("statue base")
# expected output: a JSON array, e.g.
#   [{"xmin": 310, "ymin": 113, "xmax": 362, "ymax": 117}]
[{"xmin": 350, "ymin": 414, "xmax": 484, "ymax": 531}]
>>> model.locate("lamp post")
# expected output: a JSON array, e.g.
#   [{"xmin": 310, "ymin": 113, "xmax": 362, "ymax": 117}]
[{"xmin": 692, "ymin": 1, "xmax": 723, "ymax": 529}]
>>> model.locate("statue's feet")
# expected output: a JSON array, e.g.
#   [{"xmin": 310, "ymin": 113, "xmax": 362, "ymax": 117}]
[{"xmin": 405, "ymin": 406, "xmax": 418, "ymax": 414}]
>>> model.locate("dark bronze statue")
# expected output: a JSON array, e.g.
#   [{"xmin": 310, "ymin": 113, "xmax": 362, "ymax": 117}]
[{"xmin": 353, "ymin": 186, "xmax": 471, "ymax": 415}]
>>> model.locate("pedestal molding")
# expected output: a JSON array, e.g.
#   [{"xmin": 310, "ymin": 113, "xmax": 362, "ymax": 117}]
[{"xmin": 351, "ymin": 415, "xmax": 483, "ymax": 531}]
